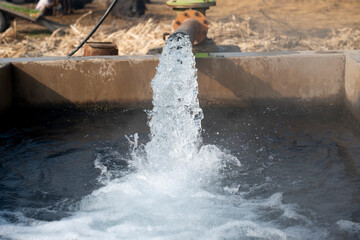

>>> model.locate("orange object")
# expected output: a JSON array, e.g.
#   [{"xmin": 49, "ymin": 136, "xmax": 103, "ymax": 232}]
[
  {"xmin": 84, "ymin": 42, "xmax": 118, "ymax": 56},
  {"xmin": 173, "ymin": 9, "xmax": 209, "ymax": 44}
]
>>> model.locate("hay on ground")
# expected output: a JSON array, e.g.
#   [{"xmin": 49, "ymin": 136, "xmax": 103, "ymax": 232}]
[{"xmin": 1, "ymin": 13, "xmax": 360, "ymax": 58}]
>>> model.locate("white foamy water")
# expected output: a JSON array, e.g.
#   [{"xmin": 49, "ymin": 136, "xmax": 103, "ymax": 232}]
[{"xmin": 0, "ymin": 35, "xmax": 354, "ymax": 240}]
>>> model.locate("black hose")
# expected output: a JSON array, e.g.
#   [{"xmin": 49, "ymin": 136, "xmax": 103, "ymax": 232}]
[{"xmin": 67, "ymin": 0, "xmax": 118, "ymax": 57}]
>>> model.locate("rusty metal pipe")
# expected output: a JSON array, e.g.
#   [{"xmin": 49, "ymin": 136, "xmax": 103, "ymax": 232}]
[
  {"xmin": 170, "ymin": 18, "xmax": 203, "ymax": 44},
  {"xmin": 168, "ymin": 9, "xmax": 209, "ymax": 45}
]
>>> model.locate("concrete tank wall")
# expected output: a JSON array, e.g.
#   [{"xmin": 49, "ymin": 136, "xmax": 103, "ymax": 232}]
[
  {"xmin": 345, "ymin": 53, "xmax": 360, "ymax": 121},
  {"xmin": 197, "ymin": 52, "xmax": 345, "ymax": 105},
  {"xmin": 0, "ymin": 63, "xmax": 13, "ymax": 114},
  {"xmin": 1, "ymin": 51, "xmax": 360, "ymax": 124},
  {"xmin": 9, "ymin": 52, "xmax": 345, "ymax": 108},
  {"xmin": 11, "ymin": 57, "xmax": 157, "ymax": 107}
]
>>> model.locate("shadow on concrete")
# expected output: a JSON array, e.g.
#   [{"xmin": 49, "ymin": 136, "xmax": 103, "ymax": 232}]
[
  {"xmin": 12, "ymin": 66, "xmax": 75, "ymax": 109},
  {"xmin": 344, "ymin": 93, "xmax": 360, "ymax": 132},
  {"xmin": 196, "ymin": 57, "xmax": 282, "ymax": 105},
  {"xmin": 0, "ymin": 64, "xmax": 13, "ymax": 115},
  {"xmin": 356, "ymin": 93, "xmax": 360, "ymax": 120},
  {"xmin": 196, "ymin": 56, "xmax": 345, "ymax": 109},
  {"xmin": 0, "ymin": 66, "xmax": 76, "ymax": 132}
]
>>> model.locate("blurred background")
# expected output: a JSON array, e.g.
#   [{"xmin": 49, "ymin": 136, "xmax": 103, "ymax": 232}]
[{"xmin": 0, "ymin": 0, "xmax": 359, "ymax": 58}]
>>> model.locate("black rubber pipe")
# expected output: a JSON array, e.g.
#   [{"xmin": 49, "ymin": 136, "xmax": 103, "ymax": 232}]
[{"xmin": 68, "ymin": 0, "xmax": 118, "ymax": 57}]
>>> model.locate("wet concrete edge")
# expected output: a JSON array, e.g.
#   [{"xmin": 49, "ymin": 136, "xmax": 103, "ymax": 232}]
[
  {"xmin": 0, "ymin": 63, "xmax": 13, "ymax": 115},
  {"xmin": 345, "ymin": 52, "xmax": 360, "ymax": 123},
  {"xmin": 2, "ymin": 51, "xmax": 360, "ymax": 129},
  {"xmin": 7, "ymin": 51, "xmax": 345, "ymax": 108}
]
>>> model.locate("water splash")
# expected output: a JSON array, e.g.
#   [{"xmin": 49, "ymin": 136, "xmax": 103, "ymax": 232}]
[
  {"xmin": 0, "ymin": 34, "xmax": 340, "ymax": 240},
  {"xmin": 145, "ymin": 34, "xmax": 204, "ymax": 172},
  {"xmin": 129, "ymin": 34, "xmax": 240, "ymax": 192}
]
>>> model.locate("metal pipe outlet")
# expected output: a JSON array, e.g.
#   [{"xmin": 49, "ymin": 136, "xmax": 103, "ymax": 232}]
[
  {"xmin": 170, "ymin": 18, "xmax": 204, "ymax": 44},
  {"xmin": 168, "ymin": 9, "xmax": 209, "ymax": 45}
]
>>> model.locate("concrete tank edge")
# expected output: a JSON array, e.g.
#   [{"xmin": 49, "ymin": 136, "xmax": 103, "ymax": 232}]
[
  {"xmin": 0, "ymin": 51, "xmax": 354, "ymax": 114},
  {"xmin": 345, "ymin": 52, "xmax": 360, "ymax": 123},
  {"xmin": 0, "ymin": 63, "xmax": 13, "ymax": 115}
]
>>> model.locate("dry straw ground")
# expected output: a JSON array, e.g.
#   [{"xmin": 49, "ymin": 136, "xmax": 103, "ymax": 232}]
[{"xmin": 1, "ymin": 0, "xmax": 360, "ymax": 58}]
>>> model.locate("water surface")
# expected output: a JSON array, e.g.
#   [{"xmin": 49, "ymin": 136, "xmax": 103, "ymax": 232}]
[{"xmin": 0, "ymin": 106, "xmax": 359, "ymax": 239}]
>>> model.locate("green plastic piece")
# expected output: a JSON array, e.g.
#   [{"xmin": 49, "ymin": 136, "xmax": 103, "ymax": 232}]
[
  {"xmin": 167, "ymin": 0, "xmax": 215, "ymax": 5},
  {"xmin": 0, "ymin": 1, "xmax": 40, "ymax": 18},
  {"xmin": 195, "ymin": 52, "xmax": 210, "ymax": 58},
  {"xmin": 166, "ymin": 0, "xmax": 216, "ymax": 8},
  {"xmin": 195, "ymin": 52, "xmax": 226, "ymax": 58},
  {"xmin": 167, "ymin": 0, "xmax": 216, "ymax": 15}
]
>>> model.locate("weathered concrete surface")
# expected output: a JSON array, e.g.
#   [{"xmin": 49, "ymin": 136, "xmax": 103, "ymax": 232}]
[
  {"xmin": 0, "ymin": 63, "xmax": 12, "ymax": 114},
  {"xmin": 345, "ymin": 52, "xmax": 360, "ymax": 121},
  {"xmin": 12, "ymin": 57, "xmax": 157, "ymax": 107},
  {"xmin": 11, "ymin": 52, "xmax": 345, "ymax": 107},
  {"xmin": 197, "ymin": 52, "xmax": 345, "ymax": 105}
]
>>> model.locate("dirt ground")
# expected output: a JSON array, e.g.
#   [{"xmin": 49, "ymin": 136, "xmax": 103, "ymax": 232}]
[{"xmin": 1, "ymin": 0, "xmax": 360, "ymax": 58}]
